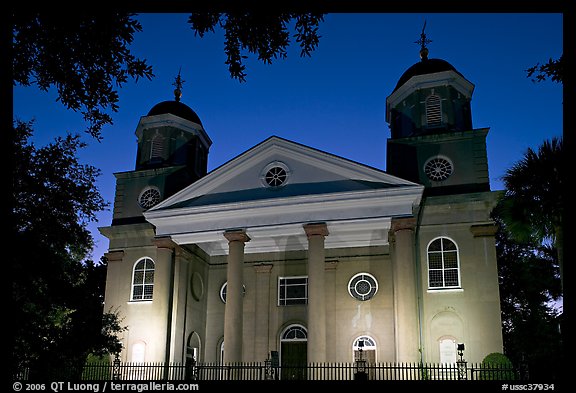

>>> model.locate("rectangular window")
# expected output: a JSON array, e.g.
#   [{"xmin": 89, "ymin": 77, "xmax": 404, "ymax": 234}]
[{"xmin": 278, "ymin": 276, "xmax": 308, "ymax": 306}]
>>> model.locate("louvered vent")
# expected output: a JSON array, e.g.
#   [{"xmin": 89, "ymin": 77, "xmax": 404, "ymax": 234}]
[
  {"xmin": 150, "ymin": 134, "xmax": 165, "ymax": 161},
  {"xmin": 426, "ymin": 94, "xmax": 442, "ymax": 128}
]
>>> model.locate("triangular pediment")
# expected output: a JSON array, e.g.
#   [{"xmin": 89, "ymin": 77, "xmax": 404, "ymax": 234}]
[
  {"xmin": 150, "ymin": 135, "xmax": 419, "ymax": 211},
  {"xmin": 144, "ymin": 136, "xmax": 423, "ymax": 255}
]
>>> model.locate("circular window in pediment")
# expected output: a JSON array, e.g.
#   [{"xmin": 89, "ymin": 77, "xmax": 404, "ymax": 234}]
[
  {"xmin": 260, "ymin": 161, "xmax": 290, "ymax": 189},
  {"xmin": 265, "ymin": 166, "xmax": 287, "ymax": 187}
]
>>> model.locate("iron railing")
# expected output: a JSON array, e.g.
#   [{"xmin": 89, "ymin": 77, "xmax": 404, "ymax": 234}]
[{"xmin": 15, "ymin": 361, "xmax": 523, "ymax": 381}]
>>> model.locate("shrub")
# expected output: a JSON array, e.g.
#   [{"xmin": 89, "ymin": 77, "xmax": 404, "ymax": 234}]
[{"xmin": 479, "ymin": 353, "xmax": 516, "ymax": 380}]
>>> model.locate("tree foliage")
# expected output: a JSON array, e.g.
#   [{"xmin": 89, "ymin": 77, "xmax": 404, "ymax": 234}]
[
  {"xmin": 12, "ymin": 11, "xmax": 325, "ymax": 139},
  {"xmin": 11, "ymin": 120, "xmax": 125, "ymax": 378},
  {"xmin": 12, "ymin": 11, "xmax": 154, "ymax": 140},
  {"xmin": 189, "ymin": 12, "xmax": 324, "ymax": 82},
  {"xmin": 493, "ymin": 212, "xmax": 562, "ymax": 380},
  {"xmin": 493, "ymin": 136, "xmax": 564, "ymax": 380},
  {"xmin": 526, "ymin": 55, "xmax": 564, "ymax": 84},
  {"xmin": 497, "ymin": 137, "xmax": 563, "ymax": 243},
  {"xmin": 495, "ymin": 137, "xmax": 564, "ymax": 290}
]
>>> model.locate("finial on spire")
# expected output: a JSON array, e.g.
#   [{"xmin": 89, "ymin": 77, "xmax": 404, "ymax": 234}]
[
  {"xmin": 414, "ymin": 20, "xmax": 432, "ymax": 61},
  {"xmin": 173, "ymin": 67, "xmax": 185, "ymax": 102}
]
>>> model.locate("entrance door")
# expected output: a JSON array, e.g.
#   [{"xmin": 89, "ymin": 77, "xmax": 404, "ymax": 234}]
[
  {"xmin": 281, "ymin": 341, "xmax": 307, "ymax": 380},
  {"xmin": 280, "ymin": 325, "xmax": 307, "ymax": 380},
  {"xmin": 353, "ymin": 336, "xmax": 377, "ymax": 380}
]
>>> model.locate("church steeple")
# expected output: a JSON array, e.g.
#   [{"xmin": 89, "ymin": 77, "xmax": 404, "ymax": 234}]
[
  {"xmin": 135, "ymin": 70, "xmax": 211, "ymax": 174},
  {"xmin": 386, "ymin": 24, "xmax": 474, "ymax": 139},
  {"xmin": 112, "ymin": 71, "xmax": 212, "ymax": 225},
  {"xmin": 385, "ymin": 25, "xmax": 490, "ymax": 196},
  {"xmin": 109, "ymin": 71, "xmax": 212, "ymax": 225}
]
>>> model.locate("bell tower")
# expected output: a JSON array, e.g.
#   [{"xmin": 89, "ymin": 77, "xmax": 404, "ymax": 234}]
[
  {"xmin": 111, "ymin": 72, "xmax": 212, "ymax": 225},
  {"xmin": 386, "ymin": 25, "xmax": 490, "ymax": 196}
]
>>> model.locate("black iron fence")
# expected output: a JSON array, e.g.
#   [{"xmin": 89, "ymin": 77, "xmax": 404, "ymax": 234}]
[{"xmin": 15, "ymin": 360, "xmax": 524, "ymax": 381}]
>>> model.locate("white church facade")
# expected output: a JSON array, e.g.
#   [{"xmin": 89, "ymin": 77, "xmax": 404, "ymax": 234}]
[{"xmin": 100, "ymin": 42, "xmax": 504, "ymax": 369}]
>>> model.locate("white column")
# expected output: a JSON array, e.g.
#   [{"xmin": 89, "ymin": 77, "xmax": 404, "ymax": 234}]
[
  {"xmin": 223, "ymin": 229, "xmax": 250, "ymax": 364},
  {"xmin": 391, "ymin": 217, "xmax": 420, "ymax": 363},
  {"xmin": 304, "ymin": 222, "xmax": 329, "ymax": 364}
]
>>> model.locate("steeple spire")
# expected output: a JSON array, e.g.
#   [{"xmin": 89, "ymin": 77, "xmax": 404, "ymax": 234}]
[
  {"xmin": 173, "ymin": 67, "xmax": 185, "ymax": 102},
  {"xmin": 415, "ymin": 20, "xmax": 432, "ymax": 61}
]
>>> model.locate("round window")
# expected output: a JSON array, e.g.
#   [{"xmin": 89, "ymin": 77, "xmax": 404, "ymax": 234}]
[
  {"xmin": 265, "ymin": 167, "xmax": 287, "ymax": 187},
  {"xmin": 220, "ymin": 282, "xmax": 246, "ymax": 303},
  {"xmin": 424, "ymin": 157, "xmax": 453, "ymax": 181},
  {"xmin": 261, "ymin": 161, "xmax": 290, "ymax": 188},
  {"xmin": 348, "ymin": 273, "xmax": 378, "ymax": 301},
  {"xmin": 138, "ymin": 187, "xmax": 161, "ymax": 209}
]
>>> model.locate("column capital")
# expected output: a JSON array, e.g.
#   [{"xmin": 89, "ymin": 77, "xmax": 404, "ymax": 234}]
[
  {"xmin": 254, "ymin": 263, "xmax": 273, "ymax": 274},
  {"xmin": 104, "ymin": 250, "xmax": 124, "ymax": 262},
  {"xmin": 325, "ymin": 260, "xmax": 339, "ymax": 271},
  {"xmin": 470, "ymin": 223, "xmax": 498, "ymax": 237},
  {"xmin": 391, "ymin": 217, "xmax": 417, "ymax": 233},
  {"xmin": 224, "ymin": 229, "xmax": 251, "ymax": 243},
  {"xmin": 153, "ymin": 236, "xmax": 178, "ymax": 250},
  {"xmin": 303, "ymin": 222, "xmax": 329, "ymax": 238}
]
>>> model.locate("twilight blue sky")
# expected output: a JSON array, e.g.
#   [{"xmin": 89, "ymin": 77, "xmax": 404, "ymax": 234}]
[{"xmin": 12, "ymin": 12, "xmax": 563, "ymax": 263}]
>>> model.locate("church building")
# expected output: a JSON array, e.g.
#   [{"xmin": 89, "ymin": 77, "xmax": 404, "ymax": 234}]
[{"xmin": 100, "ymin": 34, "xmax": 504, "ymax": 369}]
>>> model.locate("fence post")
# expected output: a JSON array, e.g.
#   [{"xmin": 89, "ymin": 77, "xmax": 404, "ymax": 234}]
[
  {"xmin": 457, "ymin": 360, "xmax": 467, "ymax": 380},
  {"xmin": 112, "ymin": 355, "xmax": 121, "ymax": 381},
  {"xmin": 456, "ymin": 344, "xmax": 467, "ymax": 380}
]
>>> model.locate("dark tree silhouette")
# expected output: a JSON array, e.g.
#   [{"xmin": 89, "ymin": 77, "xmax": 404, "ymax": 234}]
[
  {"xmin": 11, "ymin": 120, "xmax": 125, "ymax": 379},
  {"xmin": 12, "ymin": 12, "xmax": 154, "ymax": 140},
  {"xmin": 12, "ymin": 11, "xmax": 324, "ymax": 140},
  {"xmin": 526, "ymin": 55, "xmax": 564, "ymax": 84},
  {"xmin": 495, "ymin": 137, "xmax": 564, "ymax": 291}
]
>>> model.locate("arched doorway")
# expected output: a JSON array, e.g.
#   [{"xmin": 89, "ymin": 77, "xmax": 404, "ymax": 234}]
[
  {"xmin": 185, "ymin": 332, "xmax": 201, "ymax": 380},
  {"xmin": 280, "ymin": 324, "xmax": 307, "ymax": 380},
  {"xmin": 353, "ymin": 336, "xmax": 377, "ymax": 379},
  {"xmin": 186, "ymin": 332, "xmax": 201, "ymax": 363}
]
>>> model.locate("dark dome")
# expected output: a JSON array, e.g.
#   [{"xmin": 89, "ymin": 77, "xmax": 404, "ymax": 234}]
[
  {"xmin": 393, "ymin": 58, "xmax": 464, "ymax": 92},
  {"xmin": 147, "ymin": 100, "xmax": 203, "ymax": 125}
]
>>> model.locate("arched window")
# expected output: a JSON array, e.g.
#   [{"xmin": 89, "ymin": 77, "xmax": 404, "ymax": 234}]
[
  {"xmin": 219, "ymin": 339, "xmax": 225, "ymax": 364},
  {"xmin": 131, "ymin": 257, "xmax": 155, "ymax": 301},
  {"xmin": 425, "ymin": 94, "xmax": 442, "ymax": 128},
  {"xmin": 352, "ymin": 336, "xmax": 377, "ymax": 361},
  {"xmin": 427, "ymin": 237, "xmax": 460, "ymax": 289},
  {"xmin": 187, "ymin": 332, "xmax": 201, "ymax": 363},
  {"xmin": 281, "ymin": 325, "xmax": 308, "ymax": 341}
]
